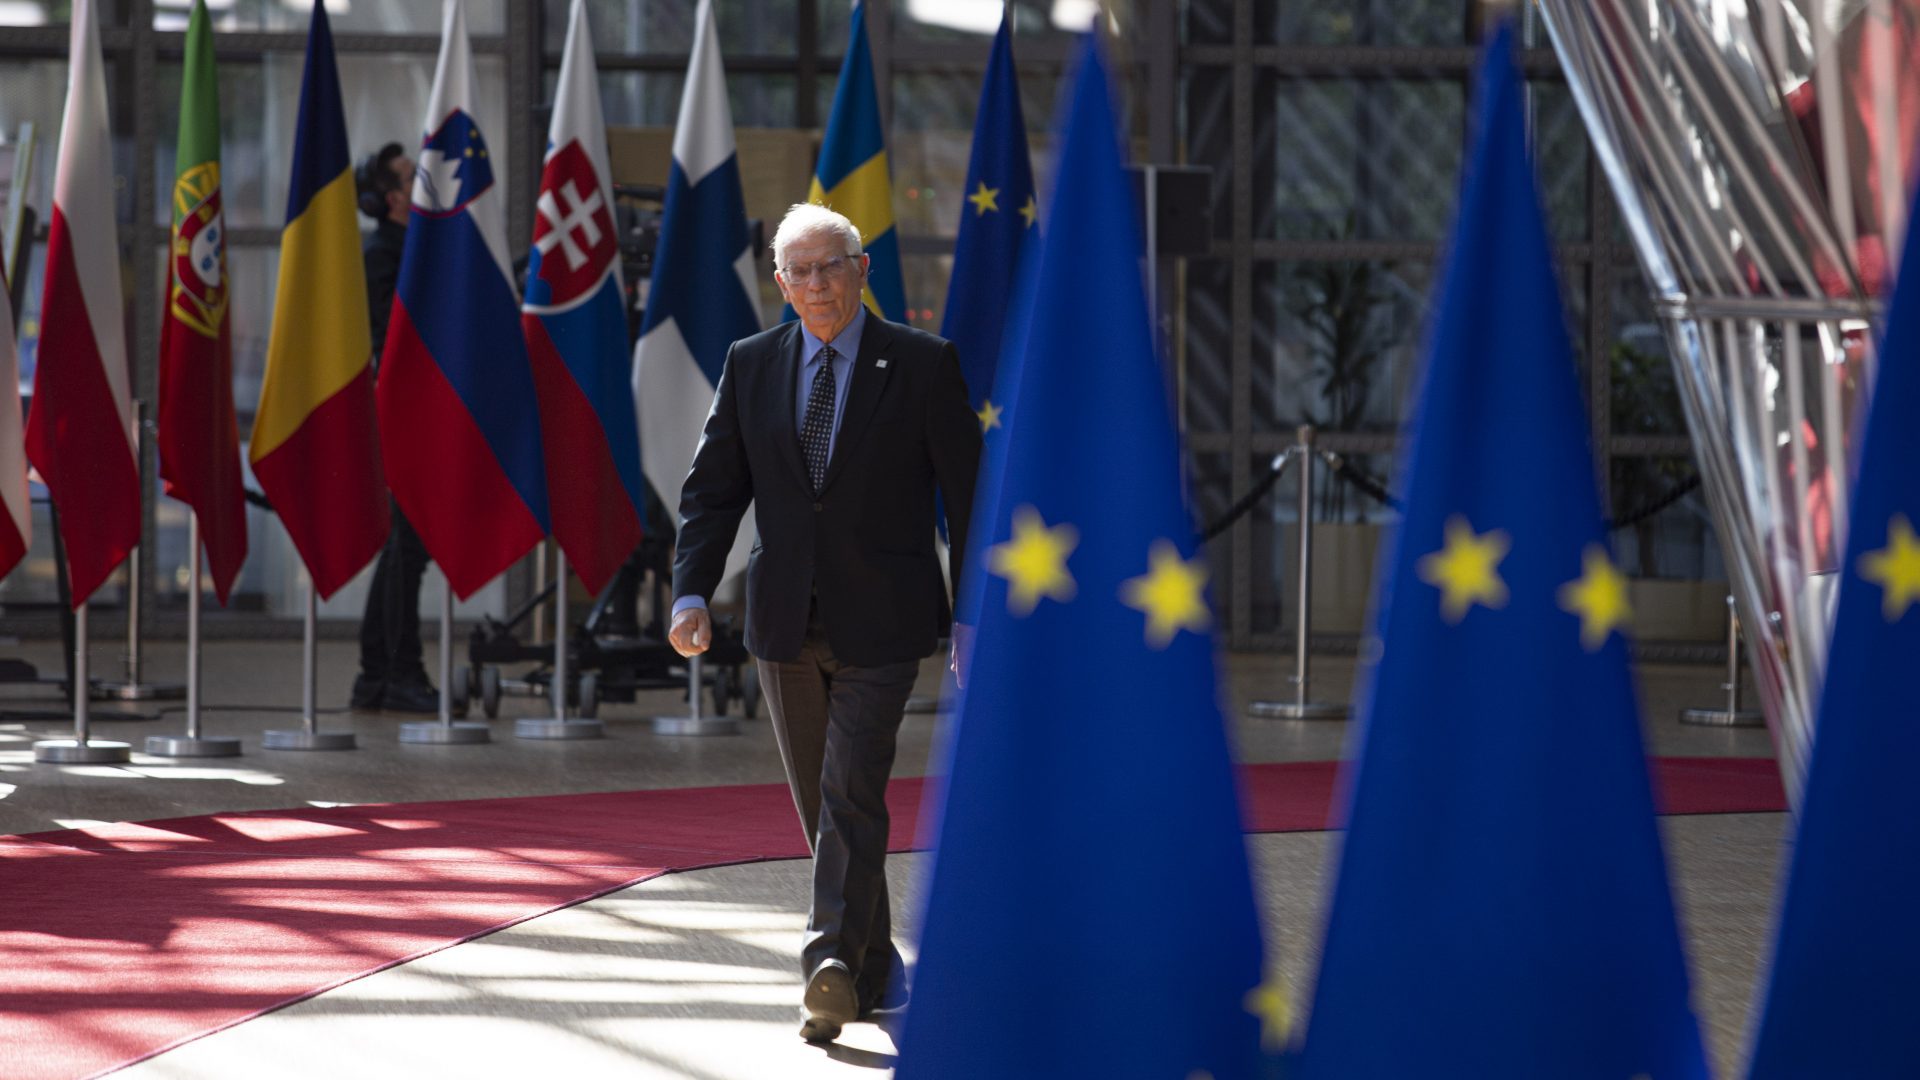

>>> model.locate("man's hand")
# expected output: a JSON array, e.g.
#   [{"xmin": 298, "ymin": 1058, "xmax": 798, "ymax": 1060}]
[
  {"xmin": 950, "ymin": 623, "xmax": 975, "ymax": 690},
  {"xmin": 669, "ymin": 607, "xmax": 712, "ymax": 658}
]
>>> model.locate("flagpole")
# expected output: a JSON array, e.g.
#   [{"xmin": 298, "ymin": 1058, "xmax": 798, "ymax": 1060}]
[
  {"xmin": 264, "ymin": 576, "xmax": 358, "ymax": 750},
  {"xmin": 517, "ymin": 549, "xmax": 603, "ymax": 738},
  {"xmin": 400, "ymin": 587, "xmax": 489, "ymax": 743},
  {"xmin": 94, "ymin": 400, "xmax": 182, "ymax": 704},
  {"xmin": 35, "ymin": 592, "xmax": 131, "ymax": 763},
  {"xmin": 146, "ymin": 512, "xmax": 240, "ymax": 757}
]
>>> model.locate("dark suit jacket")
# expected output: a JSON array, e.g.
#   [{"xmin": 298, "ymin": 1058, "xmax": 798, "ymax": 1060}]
[{"xmin": 673, "ymin": 317, "xmax": 982, "ymax": 667}]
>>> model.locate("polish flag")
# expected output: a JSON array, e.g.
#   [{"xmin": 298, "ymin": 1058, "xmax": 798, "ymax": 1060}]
[{"xmin": 23, "ymin": 0, "xmax": 140, "ymax": 606}]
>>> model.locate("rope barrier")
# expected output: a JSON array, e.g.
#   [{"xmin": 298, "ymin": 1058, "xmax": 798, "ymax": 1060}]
[
  {"xmin": 1316, "ymin": 449, "xmax": 1701, "ymax": 531},
  {"xmin": 1199, "ymin": 450, "xmax": 1293, "ymax": 541}
]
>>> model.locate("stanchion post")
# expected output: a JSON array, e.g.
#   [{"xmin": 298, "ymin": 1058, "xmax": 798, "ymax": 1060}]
[
  {"xmin": 265, "ymin": 576, "xmax": 357, "ymax": 750},
  {"xmin": 400, "ymin": 588, "xmax": 489, "ymax": 744},
  {"xmin": 652, "ymin": 649, "xmax": 739, "ymax": 736},
  {"xmin": 146, "ymin": 515, "xmax": 240, "ymax": 757},
  {"xmin": 36, "ymin": 602, "xmax": 132, "ymax": 763},
  {"xmin": 1680, "ymin": 594, "xmax": 1765, "ymax": 727},
  {"xmin": 517, "ymin": 550, "xmax": 603, "ymax": 739},
  {"xmin": 1249, "ymin": 426, "xmax": 1350, "ymax": 721}
]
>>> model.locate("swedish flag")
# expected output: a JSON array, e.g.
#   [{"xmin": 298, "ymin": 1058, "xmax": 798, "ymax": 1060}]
[
  {"xmin": 807, "ymin": 0, "xmax": 905, "ymax": 322},
  {"xmin": 940, "ymin": 10, "xmax": 1034, "ymax": 437},
  {"xmin": 1294, "ymin": 24, "xmax": 1707, "ymax": 1078}
]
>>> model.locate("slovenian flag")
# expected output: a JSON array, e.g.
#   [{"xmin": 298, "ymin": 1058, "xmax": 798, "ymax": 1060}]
[
  {"xmin": 378, "ymin": 0, "xmax": 549, "ymax": 599},
  {"xmin": 521, "ymin": 0, "xmax": 644, "ymax": 596},
  {"xmin": 23, "ymin": 0, "xmax": 140, "ymax": 607},
  {"xmin": 632, "ymin": 0, "xmax": 761, "ymax": 583},
  {"xmin": 251, "ymin": 0, "xmax": 389, "ymax": 600}
]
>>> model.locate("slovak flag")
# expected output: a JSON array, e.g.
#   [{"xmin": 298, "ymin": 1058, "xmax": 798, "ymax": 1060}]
[
  {"xmin": 521, "ymin": 0, "xmax": 644, "ymax": 595},
  {"xmin": 23, "ymin": 0, "xmax": 140, "ymax": 606},
  {"xmin": 377, "ymin": 0, "xmax": 549, "ymax": 599}
]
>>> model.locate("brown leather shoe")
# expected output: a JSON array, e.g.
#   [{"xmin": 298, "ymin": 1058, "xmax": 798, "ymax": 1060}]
[{"xmin": 798, "ymin": 959, "xmax": 857, "ymax": 1043}]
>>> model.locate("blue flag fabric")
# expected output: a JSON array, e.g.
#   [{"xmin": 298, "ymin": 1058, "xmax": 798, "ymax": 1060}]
[
  {"xmin": 1294, "ymin": 24, "xmax": 1707, "ymax": 1079},
  {"xmin": 940, "ymin": 11, "xmax": 1035, "ymax": 439},
  {"xmin": 1745, "ymin": 133, "xmax": 1920, "ymax": 1080},
  {"xmin": 895, "ymin": 35, "xmax": 1269, "ymax": 1080}
]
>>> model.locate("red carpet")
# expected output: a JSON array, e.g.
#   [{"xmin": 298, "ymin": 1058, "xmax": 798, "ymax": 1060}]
[{"xmin": 0, "ymin": 756, "xmax": 1782, "ymax": 1079}]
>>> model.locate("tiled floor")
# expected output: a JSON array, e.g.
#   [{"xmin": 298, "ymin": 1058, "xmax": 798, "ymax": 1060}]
[{"xmin": 0, "ymin": 636, "xmax": 1781, "ymax": 1076}]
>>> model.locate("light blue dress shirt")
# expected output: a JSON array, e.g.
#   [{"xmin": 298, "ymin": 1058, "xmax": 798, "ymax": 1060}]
[{"xmin": 674, "ymin": 306, "xmax": 868, "ymax": 617}]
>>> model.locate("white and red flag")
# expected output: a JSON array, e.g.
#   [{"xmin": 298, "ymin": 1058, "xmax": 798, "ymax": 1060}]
[
  {"xmin": 521, "ymin": 0, "xmax": 644, "ymax": 594},
  {"xmin": 23, "ymin": 0, "xmax": 140, "ymax": 605},
  {"xmin": 0, "ymin": 269, "xmax": 27, "ymax": 581}
]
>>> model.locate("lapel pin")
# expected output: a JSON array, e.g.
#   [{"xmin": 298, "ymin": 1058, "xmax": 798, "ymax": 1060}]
[{"xmin": 876, "ymin": 358, "xmax": 889, "ymax": 369}]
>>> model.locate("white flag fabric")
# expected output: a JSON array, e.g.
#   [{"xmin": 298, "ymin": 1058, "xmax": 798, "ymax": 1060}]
[{"xmin": 632, "ymin": 0, "xmax": 763, "ymax": 584}]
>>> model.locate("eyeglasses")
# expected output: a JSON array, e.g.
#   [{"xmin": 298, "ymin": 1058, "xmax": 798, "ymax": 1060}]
[{"xmin": 779, "ymin": 256, "xmax": 853, "ymax": 283}]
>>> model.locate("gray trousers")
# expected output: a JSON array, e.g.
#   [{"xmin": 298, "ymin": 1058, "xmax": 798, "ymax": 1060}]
[{"xmin": 756, "ymin": 608, "xmax": 918, "ymax": 1007}]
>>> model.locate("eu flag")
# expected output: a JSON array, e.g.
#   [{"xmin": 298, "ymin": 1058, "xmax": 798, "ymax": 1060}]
[
  {"xmin": 940, "ymin": 10, "xmax": 1035, "ymax": 439},
  {"xmin": 1294, "ymin": 24, "xmax": 1707, "ymax": 1079},
  {"xmin": 895, "ymin": 36, "xmax": 1269, "ymax": 1080},
  {"xmin": 1746, "ymin": 125, "xmax": 1920, "ymax": 1080}
]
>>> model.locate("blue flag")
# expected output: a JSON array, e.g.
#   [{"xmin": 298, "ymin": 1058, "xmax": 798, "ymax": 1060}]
[
  {"xmin": 895, "ymin": 35, "xmax": 1270, "ymax": 1080},
  {"xmin": 1294, "ymin": 24, "xmax": 1707, "ymax": 1079},
  {"xmin": 1745, "ymin": 128, "xmax": 1920, "ymax": 1080},
  {"xmin": 940, "ymin": 10, "xmax": 1035, "ymax": 438}
]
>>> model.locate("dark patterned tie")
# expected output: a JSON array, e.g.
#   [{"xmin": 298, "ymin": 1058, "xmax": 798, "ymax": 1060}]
[{"xmin": 801, "ymin": 345, "xmax": 838, "ymax": 492}]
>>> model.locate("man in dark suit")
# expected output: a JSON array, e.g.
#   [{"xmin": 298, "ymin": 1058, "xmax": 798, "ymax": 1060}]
[
  {"xmin": 349, "ymin": 142, "xmax": 437, "ymax": 714},
  {"xmin": 668, "ymin": 204, "xmax": 981, "ymax": 1043}
]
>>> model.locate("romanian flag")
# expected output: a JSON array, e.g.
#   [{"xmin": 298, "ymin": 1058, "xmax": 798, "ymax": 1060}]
[
  {"xmin": 251, "ymin": 0, "xmax": 388, "ymax": 599},
  {"xmin": 158, "ymin": 0, "xmax": 248, "ymax": 604},
  {"xmin": 806, "ymin": 0, "xmax": 905, "ymax": 321},
  {"xmin": 23, "ymin": 0, "xmax": 140, "ymax": 607}
]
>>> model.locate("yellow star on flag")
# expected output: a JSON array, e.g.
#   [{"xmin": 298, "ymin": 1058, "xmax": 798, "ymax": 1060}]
[
  {"xmin": 1859, "ymin": 513, "xmax": 1920, "ymax": 621},
  {"xmin": 1243, "ymin": 977, "xmax": 1292, "ymax": 1050},
  {"xmin": 986, "ymin": 505, "xmax": 1077, "ymax": 616},
  {"xmin": 1557, "ymin": 544, "xmax": 1632, "ymax": 650},
  {"xmin": 967, "ymin": 181, "xmax": 1000, "ymax": 216},
  {"xmin": 1018, "ymin": 194, "xmax": 1038, "ymax": 229},
  {"xmin": 976, "ymin": 398, "xmax": 1003, "ymax": 433},
  {"xmin": 1119, "ymin": 539, "xmax": 1211, "ymax": 648},
  {"xmin": 1416, "ymin": 515, "xmax": 1510, "ymax": 623}
]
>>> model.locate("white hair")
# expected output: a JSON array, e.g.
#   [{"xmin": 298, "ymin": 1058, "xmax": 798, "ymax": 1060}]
[{"xmin": 771, "ymin": 203, "xmax": 865, "ymax": 269}]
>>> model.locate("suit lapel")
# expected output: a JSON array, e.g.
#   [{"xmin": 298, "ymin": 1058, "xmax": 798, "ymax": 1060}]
[
  {"xmin": 771, "ymin": 322, "xmax": 811, "ymax": 492},
  {"xmin": 819, "ymin": 317, "xmax": 895, "ymax": 495}
]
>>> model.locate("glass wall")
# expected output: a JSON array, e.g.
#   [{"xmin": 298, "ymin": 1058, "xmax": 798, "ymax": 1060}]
[{"xmin": 0, "ymin": 0, "xmax": 1720, "ymax": 645}]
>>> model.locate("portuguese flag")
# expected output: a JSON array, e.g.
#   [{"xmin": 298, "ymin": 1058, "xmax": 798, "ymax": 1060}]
[{"xmin": 158, "ymin": 0, "xmax": 248, "ymax": 603}]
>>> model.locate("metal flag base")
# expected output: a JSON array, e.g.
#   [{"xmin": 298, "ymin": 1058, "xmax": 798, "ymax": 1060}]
[
  {"xmin": 144, "ymin": 734, "xmax": 242, "ymax": 757},
  {"xmin": 651, "ymin": 715, "xmax": 740, "ymax": 736},
  {"xmin": 1248, "ymin": 699, "xmax": 1350, "ymax": 720},
  {"xmin": 1679, "ymin": 707, "xmax": 1766, "ymax": 728},
  {"xmin": 35, "ymin": 739, "xmax": 132, "ymax": 764},
  {"xmin": 515, "ymin": 717, "xmax": 603, "ymax": 740},
  {"xmin": 400, "ymin": 721, "xmax": 491, "ymax": 744},
  {"xmin": 92, "ymin": 681, "xmax": 185, "ymax": 703},
  {"xmin": 264, "ymin": 729, "xmax": 359, "ymax": 751}
]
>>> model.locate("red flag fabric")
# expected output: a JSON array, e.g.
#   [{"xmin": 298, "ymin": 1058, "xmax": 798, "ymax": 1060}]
[{"xmin": 22, "ymin": 0, "xmax": 140, "ymax": 607}]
